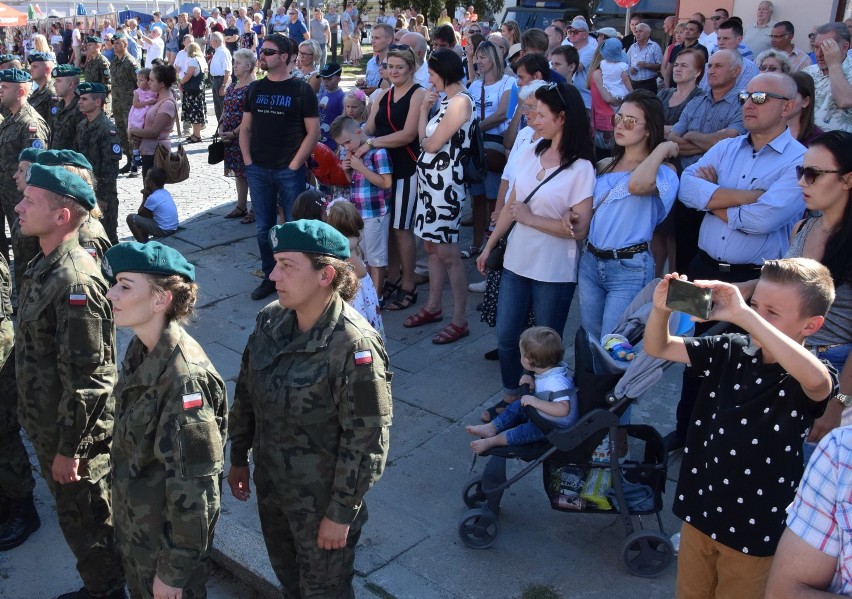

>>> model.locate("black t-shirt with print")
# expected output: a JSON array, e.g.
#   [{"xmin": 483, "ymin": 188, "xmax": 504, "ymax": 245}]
[
  {"xmin": 674, "ymin": 333, "xmax": 835, "ymax": 557},
  {"xmin": 243, "ymin": 76, "xmax": 319, "ymax": 169}
]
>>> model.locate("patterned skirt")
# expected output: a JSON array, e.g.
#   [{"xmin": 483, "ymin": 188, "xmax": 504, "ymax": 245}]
[{"xmin": 181, "ymin": 89, "xmax": 207, "ymax": 125}]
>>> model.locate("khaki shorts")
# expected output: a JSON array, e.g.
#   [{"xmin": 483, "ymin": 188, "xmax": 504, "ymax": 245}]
[
  {"xmin": 342, "ymin": 34, "xmax": 352, "ymax": 54},
  {"xmin": 359, "ymin": 214, "xmax": 389, "ymax": 267}
]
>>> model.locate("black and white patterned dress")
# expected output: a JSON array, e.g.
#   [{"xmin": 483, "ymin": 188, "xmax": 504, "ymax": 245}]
[{"xmin": 414, "ymin": 92, "xmax": 475, "ymax": 244}]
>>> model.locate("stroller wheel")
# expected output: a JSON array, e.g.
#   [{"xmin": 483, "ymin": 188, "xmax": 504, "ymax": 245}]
[
  {"xmin": 458, "ymin": 508, "xmax": 500, "ymax": 549},
  {"xmin": 621, "ymin": 530, "xmax": 674, "ymax": 577},
  {"xmin": 462, "ymin": 477, "xmax": 487, "ymax": 508}
]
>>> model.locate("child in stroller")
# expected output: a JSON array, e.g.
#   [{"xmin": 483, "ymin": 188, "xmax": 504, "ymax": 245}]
[{"xmin": 467, "ymin": 327, "xmax": 578, "ymax": 454}]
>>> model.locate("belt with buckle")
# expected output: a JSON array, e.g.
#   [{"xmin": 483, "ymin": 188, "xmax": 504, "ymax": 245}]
[
  {"xmin": 587, "ymin": 242, "xmax": 649, "ymax": 260},
  {"xmin": 698, "ymin": 251, "xmax": 763, "ymax": 273}
]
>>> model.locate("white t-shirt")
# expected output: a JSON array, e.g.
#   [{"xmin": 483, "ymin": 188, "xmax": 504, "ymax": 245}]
[
  {"xmin": 144, "ymin": 189, "xmax": 178, "ymax": 231},
  {"xmin": 144, "ymin": 36, "xmax": 165, "ymax": 68},
  {"xmin": 174, "ymin": 49, "xmax": 189, "ymax": 78},
  {"xmin": 413, "ymin": 61, "xmax": 429, "ymax": 89},
  {"xmin": 600, "ymin": 60, "xmax": 629, "ymax": 98},
  {"xmin": 502, "ymin": 125, "xmax": 539, "ymax": 196},
  {"xmin": 468, "ymin": 75, "xmax": 514, "ymax": 136},
  {"xmin": 72, "ymin": 28, "xmax": 82, "ymax": 47},
  {"xmin": 503, "ymin": 142, "xmax": 595, "ymax": 283}
]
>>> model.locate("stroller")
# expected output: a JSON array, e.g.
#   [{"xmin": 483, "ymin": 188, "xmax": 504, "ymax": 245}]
[{"xmin": 458, "ymin": 283, "xmax": 693, "ymax": 577}]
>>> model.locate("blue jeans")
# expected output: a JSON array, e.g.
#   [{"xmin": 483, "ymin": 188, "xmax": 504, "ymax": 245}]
[
  {"xmin": 245, "ymin": 163, "xmax": 307, "ymax": 278},
  {"xmin": 803, "ymin": 342, "xmax": 852, "ymax": 464},
  {"xmin": 492, "ymin": 400, "xmax": 546, "ymax": 446},
  {"xmin": 578, "ymin": 249, "xmax": 654, "ymax": 342},
  {"xmin": 496, "ymin": 268, "xmax": 575, "ymax": 393}
]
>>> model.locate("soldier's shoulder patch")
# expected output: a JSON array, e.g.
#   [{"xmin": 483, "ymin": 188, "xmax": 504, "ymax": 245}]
[
  {"xmin": 109, "ymin": 129, "xmax": 116, "ymax": 135},
  {"xmin": 104, "ymin": 68, "xmax": 109, "ymax": 75},
  {"xmin": 111, "ymin": 143, "xmax": 121, "ymax": 154},
  {"xmin": 28, "ymin": 125, "xmax": 36, "ymax": 133},
  {"xmin": 31, "ymin": 139, "xmax": 42, "ymax": 149},
  {"xmin": 84, "ymin": 246, "xmax": 97, "ymax": 259},
  {"xmin": 182, "ymin": 392, "xmax": 203, "ymax": 410},
  {"xmin": 51, "ymin": 106, "xmax": 58, "ymax": 114},
  {"xmin": 354, "ymin": 349, "xmax": 373, "ymax": 366},
  {"xmin": 68, "ymin": 292, "xmax": 87, "ymax": 306}
]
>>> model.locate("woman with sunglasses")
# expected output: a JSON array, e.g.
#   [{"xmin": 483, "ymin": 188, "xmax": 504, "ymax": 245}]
[
  {"xmin": 359, "ymin": 44, "xmax": 426, "ymax": 311},
  {"xmin": 787, "ymin": 71, "xmax": 824, "ymax": 147},
  {"xmin": 467, "ymin": 40, "xmax": 514, "ymax": 259},
  {"xmin": 476, "ymin": 83, "xmax": 595, "ymax": 423},
  {"xmin": 295, "ymin": 39, "xmax": 322, "ymax": 94},
  {"xmin": 578, "ymin": 90, "xmax": 680, "ymax": 344}
]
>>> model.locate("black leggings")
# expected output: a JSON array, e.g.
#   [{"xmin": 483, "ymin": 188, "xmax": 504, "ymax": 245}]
[{"xmin": 142, "ymin": 154, "xmax": 155, "ymax": 180}]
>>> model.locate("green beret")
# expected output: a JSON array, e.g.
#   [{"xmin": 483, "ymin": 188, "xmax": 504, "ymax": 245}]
[
  {"xmin": 28, "ymin": 52, "xmax": 56, "ymax": 63},
  {"xmin": 52, "ymin": 64, "xmax": 82, "ymax": 78},
  {"xmin": 76, "ymin": 82, "xmax": 107, "ymax": 95},
  {"xmin": 269, "ymin": 220, "xmax": 350, "ymax": 260},
  {"xmin": 0, "ymin": 54, "xmax": 21, "ymax": 64},
  {"xmin": 111, "ymin": 31, "xmax": 126, "ymax": 39},
  {"xmin": 102, "ymin": 241, "xmax": 195, "ymax": 284},
  {"xmin": 36, "ymin": 149, "xmax": 93, "ymax": 172},
  {"xmin": 18, "ymin": 148, "xmax": 43, "ymax": 163},
  {"xmin": 86, "ymin": 35, "xmax": 103, "ymax": 44},
  {"xmin": 25, "ymin": 164, "xmax": 96, "ymax": 210},
  {"xmin": 0, "ymin": 69, "xmax": 31, "ymax": 83}
]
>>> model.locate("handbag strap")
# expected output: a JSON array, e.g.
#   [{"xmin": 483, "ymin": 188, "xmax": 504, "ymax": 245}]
[
  {"xmin": 503, "ymin": 162, "xmax": 569, "ymax": 237},
  {"xmin": 385, "ymin": 86, "xmax": 419, "ymax": 163}
]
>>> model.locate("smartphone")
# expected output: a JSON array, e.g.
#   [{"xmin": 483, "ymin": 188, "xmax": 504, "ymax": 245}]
[{"xmin": 666, "ymin": 278, "xmax": 713, "ymax": 320}]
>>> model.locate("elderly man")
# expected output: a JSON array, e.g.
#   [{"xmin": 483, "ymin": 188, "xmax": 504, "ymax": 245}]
[
  {"xmin": 365, "ymin": 23, "xmax": 392, "ymax": 94},
  {"xmin": 101, "ymin": 18, "xmax": 115, "ymax": 37},
  {"xmin": 190, "ymin": 7, "xmax": 207, "ymax": 40},
  {"xmin": 27, "ymin": 52, "xmax": 56, "ymax": 123},
  {"xmin": 770, "ymin": 21, "xmax": 813, "ymax": 72},
  {"xmin": 744, "ymin": 1, "xmax": 777, "ymax": 55},
  {"xmin": 208, "ymin": 7, "xmax": 226, "ymax": 30},
  {"xmin": 802, "ymin": 22, "xmax": 852, "ymax": 132},
  {"xmin": 139, "ymin": 26, "xmax": 164, "ymax": 68},
  {"xmin": 400, "ymin": 31, "xmax": 429, "ymax": 88},
  {"xmin": 699, "ymin": 20, "xmax": 760, "ymax": 92},
  {"xmin": 123, "ymin": 19, "xmax": 142, "ymax": 61},
  {"xmin": 209, "ymin": 32, "xmax": 231, "ymax": 122},
  {"xmin": 269, "ymin": 5, "xmax": 289, "ymax": 33},
  {"xmin": 627, "ymin": 23, "xmax": 662, "ymax": 92}
]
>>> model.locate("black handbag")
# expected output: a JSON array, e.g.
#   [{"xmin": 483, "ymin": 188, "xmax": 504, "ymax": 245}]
[
  {"xmin": 207, "ymin": 134, "xmax": 224, "ymax": 165},
  {"xmin": 484, "ymin": 163, "xmax": 569, "ymax": 271}
]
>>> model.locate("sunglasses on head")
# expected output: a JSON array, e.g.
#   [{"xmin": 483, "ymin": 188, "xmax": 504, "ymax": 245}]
[
  {"xmin": 613, "ymin": 113, "xmax": 644, "ymax": 130},
  {"xmin": 796, "ymin": 165, "xmax": 840, "ymax": 185},
  {"xmin": 738, "ymin": 91, "xmax": 790, "ymax": 104},
  {"xmin": 543, "ymin": 81, "xmax": 569, "ymax": 108},
  {"xmin": 259, "ymin": 47, "xmax": 284, "ymax": 56}
]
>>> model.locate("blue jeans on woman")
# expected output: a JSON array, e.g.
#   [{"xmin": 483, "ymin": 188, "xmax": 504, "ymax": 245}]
[
  {"xmin": 245, "ymin": 163, "xmax": 306, "ymax": 279},
  {"xmin": 578, "ymin": 250, "xmax": 654, "ymax": 342},
  {"xmin": 496, "ymin": 268, "xmax": 575, "ymax": 394}
]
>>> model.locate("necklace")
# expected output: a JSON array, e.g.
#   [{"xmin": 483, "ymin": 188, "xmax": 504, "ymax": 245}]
[{"xmin": 536, "ymin": 168, "xmax": 546, "ymax": 181}]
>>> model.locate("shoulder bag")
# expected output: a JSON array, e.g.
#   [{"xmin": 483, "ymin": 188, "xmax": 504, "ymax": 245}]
[
  {"xmin": 207, "ymin": 133, "xmax": 225, "ymax": 165},
  {"xmin": 484, "ymin": 163, "xmax": 568, "ymax": 271},
  {"xmin": 154, "ymin": 142, "xmax": 190, "ymax": 183},
  {"xmin": 460, "ymin": 92, "xmax": 487, "ymax": 184},
  {"xmin": 480, "ymin": 78, "xmax": 509, "ymax": 173}
]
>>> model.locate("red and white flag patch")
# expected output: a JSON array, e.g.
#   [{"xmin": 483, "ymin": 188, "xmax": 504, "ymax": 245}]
[
  {"xmin": 85, "ymin": 247, "xmax": 97, "ymax": 259},
  {"xmin": 182, "ymin": 392, "xmax": 203, "ymax": 410},
  {"xmin": 354, "ymin": 350, "xmax": 373, "ymax": 366},
  {"xmin": 68, "ymin": 293, "xmax": 87, "ymax": 306}
]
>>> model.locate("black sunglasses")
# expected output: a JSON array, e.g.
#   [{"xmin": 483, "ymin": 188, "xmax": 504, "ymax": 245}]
[
  {"xmin": 738, "ymin": 91, "xmax": 790, "ymax": 105},
  {"xmin": 259, "ymin": 48, "xmax": 284, "ymax": 56},
  {"xmin": 796, "ymin": 165, "xmax": 840, "ymax": 185},
  {"xmin": 389, "ymin": 43, "xmax": 410, "ymax": 51},
  {"xmin": 543, "ymin": 81, "xmax": 569, "ymax": 108}
]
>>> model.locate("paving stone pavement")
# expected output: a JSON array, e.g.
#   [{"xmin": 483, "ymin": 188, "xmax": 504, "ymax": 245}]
[{"xmin": 3, "ymin": 82, "xmax": 685, "ymax": 598}]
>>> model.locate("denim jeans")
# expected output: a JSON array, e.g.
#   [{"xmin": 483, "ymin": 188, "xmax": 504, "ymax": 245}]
[
  {"xmin": 803, "ymin": 342, "xmax": 851, "ymax": 464},
  {"xmin": 245, "ymin": 163, "xmax": 307, "ymax": 278},
  {"xmin": 492, "ymin": 400, "xmax": 546, "ymax": 445},
  {"xmin": 578, "ymin": 249, "xmax": 654, "ymax": 342},
  {"xmin": 496, "ymin": 268, "xmax": 575, "ymax": 393}
]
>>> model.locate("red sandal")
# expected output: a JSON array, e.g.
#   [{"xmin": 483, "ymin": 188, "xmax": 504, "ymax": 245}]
[
  {"xmin": 403, "ymin": 307, "xmax": 443, "ymax": 328},
  {"xmin": 432, "ymin": 323, "xmax": 470, "ymax": 345}
]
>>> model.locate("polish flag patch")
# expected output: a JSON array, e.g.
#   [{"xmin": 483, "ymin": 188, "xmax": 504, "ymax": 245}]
[
  {"xmin": 68, "ymin": 293, "xmax": 87, "ymax": 306},
  {"xmin": 85, "ymin": 247, "xmax": 97, "ymax": 259},
  {"xmin": 182, "ymin": 392, "xmax": 203, "ymax": 410},
  {"xmin": 354, "ymin": 350, "xmax": 373, "ymax": 366}
]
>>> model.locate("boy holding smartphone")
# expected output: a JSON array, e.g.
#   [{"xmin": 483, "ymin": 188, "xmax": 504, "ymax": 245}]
[{"xmin": 645, "ymin": 258, "xmax": 838, "ymax": 599}]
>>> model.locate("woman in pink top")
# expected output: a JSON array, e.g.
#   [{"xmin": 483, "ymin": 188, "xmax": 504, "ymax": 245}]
[{"xmin": 128, "ymin": 63, "xmax": 178, "ymax": 178}]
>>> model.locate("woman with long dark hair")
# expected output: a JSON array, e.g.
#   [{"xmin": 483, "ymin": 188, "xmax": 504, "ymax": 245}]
[
  {"xmin": 578, "ymin": 90, "xmax": 680, "ymax": 343},
  {"xmin": 787, "ymin": 71, "xmax": 824, "ymax": 147},
  {"xmin": 476, "ymin": 82, "xmax": 595, "ymax": 422}
]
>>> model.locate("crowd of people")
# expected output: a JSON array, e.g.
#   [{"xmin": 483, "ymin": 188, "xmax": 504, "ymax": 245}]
[{"xmin": 0, "ymin": 2, "xmax": 851, "ymax": 598}]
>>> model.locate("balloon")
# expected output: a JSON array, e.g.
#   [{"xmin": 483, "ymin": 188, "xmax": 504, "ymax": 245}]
[{"xmin": 308, "ymin": 142, "xmax": 349, "ymax": 187}]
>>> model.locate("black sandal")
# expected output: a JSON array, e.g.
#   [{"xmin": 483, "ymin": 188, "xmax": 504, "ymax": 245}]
[
  {"xmin": 481, "ymin": 399, "xmax": 511, "ymax": 423},
  {"xmin": 385, "ymin": 288, "xmax": 417, "ymax": 311},
  {"xmin": 380, "ymin": 278, "xmax": 401, "ymax": 302}
]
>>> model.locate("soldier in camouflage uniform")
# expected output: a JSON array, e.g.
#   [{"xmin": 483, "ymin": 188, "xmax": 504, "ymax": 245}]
[
  {"xmin": 103, "ymin": 241, "xmax": 227, "ymax": 599},
  {"xmin": 14, "ymin": 164, "xmax": 126, "ymax": 599},
  {"xmin": 0, "ymin": 68, "xmax": 49, "ymax": 291},
  {"xmin": 74, "ymin": 82, "xmax": 122, "ymax": 245},
  {"xmin": 0, "ymin": 252, "xmax": 39, "ymax": 551},
  {"xmin": 82, "ymin": 36, "xmax": 112, "ymax": 114},
  {"xmin": 228, "ymin": 220, "xmax": 392, "ymax": 599},
  {"xmin": 109, "ymin": 33, "xmax": 139, "ymax": 174},
  {"xmin": 26, "ymin": 52, "xmax": 57, "ymax": 123},
  {"xmin": 49, "ymin": 65, "xmax": 85, "ymax": 150},
  {"xmin": 0, "ymin": 56, "xmax": 22, "ymax": 120}
]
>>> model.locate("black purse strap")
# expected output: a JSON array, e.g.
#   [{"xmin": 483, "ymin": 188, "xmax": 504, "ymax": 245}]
[{"xmin": 502, "ymin": 162, "xmax": 569, "ymax": 238}]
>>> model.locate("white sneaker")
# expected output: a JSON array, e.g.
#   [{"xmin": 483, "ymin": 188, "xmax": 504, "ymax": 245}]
[{"xmin": 468, "ymin": 280, "xmax": 487, "ymax": 293}]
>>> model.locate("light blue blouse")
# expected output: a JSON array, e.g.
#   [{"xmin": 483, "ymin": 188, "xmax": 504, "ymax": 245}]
[{"xmin": 588, "ymin": 166, "xmax": 679, "ymax": 250}]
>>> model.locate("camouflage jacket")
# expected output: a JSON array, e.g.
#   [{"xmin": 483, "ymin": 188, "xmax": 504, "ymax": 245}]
[
  {"xmin": 15, "ymin": 236, "xmax": 116, "ymax": 470},
  {"xmin": 49, "ymin": 95, "xmax": 85, "ymax": 150},
  {"xmin": 230, "ymin": 295, "xmax": 392, "ymax": 524},
  {"xmin": 112, "ymin": 322, "xmax": 227, "ymax": 588},
  {"xmin": 110, "ymin": 54, "xmax": 139, "ymax": 108},
  {"xmin": 29, "ymin": 80, "xmax": 56, "ymax": 124},
  {"xmin": 78, "ymin": 216, "xmax": 112, "ymax": 264},
  {"xmin": 73, "ymin": 112, "xmax": 121, "ymax": 197},
  {"xmin": 83, "ymin": 53, "xmax": 112, "ymax": 96},
  {"xmin": 0, "ymin": 255, "xmax": 12, "ymax": 368},
  {"xmin": 0, "ymin": 103, "xmax": 49, "ymax": 181}
]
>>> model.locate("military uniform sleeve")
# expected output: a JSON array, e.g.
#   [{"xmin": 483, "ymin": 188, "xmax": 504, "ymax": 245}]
[
  {"xmin": 21, "ymin": 118, "xmax": 48, "ymax": 152},
  {"xmin": 228, "ymin": 330, "xmax": 257, "ymax": 467},
  {"xmin": 55, "ymin": 282, "xmax": 116, "ymax": 457},
  {"xmin": 326, "ymin": 335, "xmax": 392, "ymax": 524},
  {"xmin": 155, "ymin": 376, "xmax": 226, "ymax": 589}
]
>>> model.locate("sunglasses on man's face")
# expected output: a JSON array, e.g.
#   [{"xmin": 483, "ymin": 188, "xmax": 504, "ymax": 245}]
[
  {"xmin": 710, "ymin": 15, "xmax": 723, "ymax": 21},
  {"xmin": 796, "ymin": 165, "xmax": 840, "ymax": 185},
  {"xmin": 738, "ymin": 91, "xmax": 790, "ymax": 105},
  {"xmin": 259, "ymin": 47, "xmax": 284, "ymax": 56}
]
